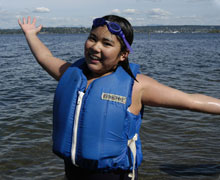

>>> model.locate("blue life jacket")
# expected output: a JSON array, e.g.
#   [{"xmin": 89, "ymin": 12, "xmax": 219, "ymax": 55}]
[{"xmin": 53, "ymin": 58, "xmax": 143, "ymax": 172}]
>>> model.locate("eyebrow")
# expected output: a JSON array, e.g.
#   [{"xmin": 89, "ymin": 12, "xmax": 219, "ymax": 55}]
[
  {"xmin": 103, "ymin": 37, "xmax": 115, "ymax": 44},
  {"xmin": 90, "ymin": 32, "xmax": 115, "ymax": 44}
]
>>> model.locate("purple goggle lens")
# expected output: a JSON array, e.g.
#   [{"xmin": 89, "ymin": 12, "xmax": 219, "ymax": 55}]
[{"xmin": 92, "ymin": 18, "xmax": 133, "ymax": 52}]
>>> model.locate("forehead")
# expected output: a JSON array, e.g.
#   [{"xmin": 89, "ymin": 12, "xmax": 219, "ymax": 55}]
[{"xmin": 90, "ymin": 26, "xmax": 119, "ymax": 42}]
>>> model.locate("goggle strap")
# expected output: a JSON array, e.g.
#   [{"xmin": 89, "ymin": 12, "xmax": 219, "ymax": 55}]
[
  {"xmin": 93, "ymin": 18, "xmax": 133, "ymax": 52},
  {"xmin": 123, "ymin": 38, "xmax": 133, "ymax": 53}
]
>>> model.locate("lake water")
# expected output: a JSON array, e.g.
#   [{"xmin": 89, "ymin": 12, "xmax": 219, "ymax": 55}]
[{"xmin": 0, "ymin": 33, "xmax": 220, "ymax": 180}]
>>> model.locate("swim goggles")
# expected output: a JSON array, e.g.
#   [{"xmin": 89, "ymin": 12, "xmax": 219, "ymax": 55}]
[{"xmin": 92, "ymin": 18, "xmax": 133, "ymax": 52}]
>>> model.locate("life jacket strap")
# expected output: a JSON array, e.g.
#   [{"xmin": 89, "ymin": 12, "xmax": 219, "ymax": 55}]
[{"xmin": 128, "ymin": 133, "xmax": 138, "ymax": 180}]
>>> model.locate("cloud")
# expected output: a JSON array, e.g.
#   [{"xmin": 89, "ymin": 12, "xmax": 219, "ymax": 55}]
[
  {"xmin": 147, "ymin": 8, "xmax": 171, "ymax": 19},
  {"xmin": 111, "ymin": 9, "xmax": 121, "ymax": 14},
  {"xmin": 33, "ymin": 7, "xmax": 50, "ymax": 13},
  {"xmin": 187, "ymin": 0, "xmax": 210, "ymax": 2},
  {"xmin": 123, "ymin": 9, "xmax": 137, "ymax": 14},
  {"xmin": 19, "ymin": 8, "xmax": 31, "ymax": 16},
  {"xmin": 0, "ymin": 7, "xmax": 8, "ymax": 15},
  {"xmin": 173, "ymin": 15, "xmax": 203, "ymax": 25},
  {"xmin": 214, "ymin": 0, "xmax": 220, "ymax": 6},
  {"xmin": 125, "ymin": 17, "xmax": 133, "ymax": 22},
  {"xmin": 33, "ymin": 16, "xmax": 83, "ymax": 27},
  {"xmin": 123, "ymin": 9, "xmax": 138, "ymax": 14},
  {"xmin": 0, "ymin": 9, "xmax": 19, "ymax": 28},
  {"xmin": 111, "ymin": 8, "xmax": 139, "ymax": 16},
  {"xmin": 136, "ymin": 0, "xmax": 162, "ymax": 2}
]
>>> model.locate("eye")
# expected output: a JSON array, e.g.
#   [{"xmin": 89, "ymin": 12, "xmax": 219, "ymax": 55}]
[
  {"xmin": 88, "ymin": 37, "xmax": 95, "ymax": 42},
  {"xmin": 87, "ymin": 35, "xmax": 96, "ymax": 42},
  {"xmin": 103, "ymin": 42, "xmax": 113, "ymax": 47}
]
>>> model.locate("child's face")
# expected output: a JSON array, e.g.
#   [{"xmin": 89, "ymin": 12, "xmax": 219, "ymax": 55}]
[{"xmin": 84, "ymin": 25, "xmax": 127, "ymax": 77}]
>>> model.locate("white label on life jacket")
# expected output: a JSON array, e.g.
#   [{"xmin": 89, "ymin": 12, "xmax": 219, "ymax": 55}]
[
  {"xmin": 71, "ymin": 91, "xmax": 85, "ymax": 166},
  {"xmin": 101, "ymin": 93, "xmax": 127, "ymax": 104}
]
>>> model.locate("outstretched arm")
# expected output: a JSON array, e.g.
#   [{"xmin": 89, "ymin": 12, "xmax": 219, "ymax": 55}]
[
  {"xmin": 18, "ymin": 16, "xmax": 71, "ymax": 80},
  {"xmin": 138, "ymin": 74, "xmax": 220, "ymax": 114}
]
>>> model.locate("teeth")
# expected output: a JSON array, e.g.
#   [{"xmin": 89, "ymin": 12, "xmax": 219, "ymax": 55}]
[{"xmin": 90, "ymin": 55, "xmax": 100, "ymax": 60}]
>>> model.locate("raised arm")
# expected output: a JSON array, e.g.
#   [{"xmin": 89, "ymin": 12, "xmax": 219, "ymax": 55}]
[
  {"xmin": 137, "ymin": 74, "xmax": 220, "ymax": 114},
  {"xmin": 18, "ymin": 16, "xmax": 71, "ymax": 81}
]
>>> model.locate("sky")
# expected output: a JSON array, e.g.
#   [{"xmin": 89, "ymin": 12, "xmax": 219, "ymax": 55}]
[{"xmin": 1, "ymin": 0, "xmax": 220, "ymax": 29}]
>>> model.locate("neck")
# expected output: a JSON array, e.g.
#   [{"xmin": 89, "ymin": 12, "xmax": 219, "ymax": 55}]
[
  {"xmin": 83, "ymin": 63, "xmax": 118, "ymax": 80},
  {"xmin": 87, "ymin": 71, "xmax": 113, "ymax": 80}
]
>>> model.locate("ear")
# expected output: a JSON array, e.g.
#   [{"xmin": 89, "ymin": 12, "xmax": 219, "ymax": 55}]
[{"xmin": 119, "ymin": 50, "xmax": 129, "ymax": 62}]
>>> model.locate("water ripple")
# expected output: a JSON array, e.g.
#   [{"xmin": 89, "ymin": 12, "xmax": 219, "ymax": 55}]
[{"xmin": 1, "ymin": 33, "xmax": 220, "ymax": 179}]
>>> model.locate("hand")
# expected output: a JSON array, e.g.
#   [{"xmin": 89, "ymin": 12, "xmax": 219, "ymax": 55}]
[{"xmin": 18, "ymin": 16, "xmax": 42, "ymax": 35}]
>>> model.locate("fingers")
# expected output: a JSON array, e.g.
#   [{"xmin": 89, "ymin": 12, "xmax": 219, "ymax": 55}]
[
  {"xmin": 18, "ymin": 16, "xmax": 37, "ymax": 25},
  {"xmin": 17, "ymin": 17, "xmax": 27, "ymax": 25},
  {"xmin": 32, "ymin": 17, "xmax": 37, "ymax": 25},
  {"xmin": 27, "ymin": 16, "xmax": 31, "ymax": 24},
  {"xmin": 18, "ymin": 18, "xmax": 22, "ymax": 26},
  {"xmin": 23, "ymin": 17, "xmax": 26, "ymax": 24},
  {"xmin": 37, "ymin": 24, "xmax": 43, "ymax": 32}
]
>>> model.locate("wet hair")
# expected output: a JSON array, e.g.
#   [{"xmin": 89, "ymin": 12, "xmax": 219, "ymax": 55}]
[{"xmin": 92, "ymin": 15, "xmax": 137, "ymax": 81}]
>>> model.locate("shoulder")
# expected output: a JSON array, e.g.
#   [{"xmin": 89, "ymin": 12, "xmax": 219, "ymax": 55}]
[
  {"xmin": 129, "ymin": 74, "xmax": 158, "ymax": 113},
  {"xmin": 135, "ymin": 74, "xmax": 159, "ymax": 90},
  {"xmin": 133, "ymin": 74, "xmax": 166, "ymax": 106},
  {"xmin": 136, "ymin": 74, "xmax": 154, "ymax": 82},
  {"xmin": 132, "ymin": 74, "xmax": 156, "ymax": 101}
]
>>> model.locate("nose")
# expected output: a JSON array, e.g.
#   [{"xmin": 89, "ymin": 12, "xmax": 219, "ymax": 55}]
[{"xmin": 90, "ymin": 41, "xmax": 102, "ymax": 53}]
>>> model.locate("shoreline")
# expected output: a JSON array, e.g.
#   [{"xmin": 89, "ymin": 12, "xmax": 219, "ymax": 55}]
[{"xmin": 1, "ymin": 25, "xmax": 220, "ymax": 34}]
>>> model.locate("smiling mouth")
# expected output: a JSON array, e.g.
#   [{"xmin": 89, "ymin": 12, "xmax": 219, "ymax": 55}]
[{"xmin": 89, "ymin": 54, "xmax": 101, "ymax": 62}]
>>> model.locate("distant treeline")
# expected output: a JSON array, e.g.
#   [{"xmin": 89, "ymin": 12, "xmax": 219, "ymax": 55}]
[
  {"xmin": 134, "ymin": 25, "xmax": 220, "ymax": 33},
  {"xmin": 1, "ymin": 25, "xmax": 220, "ymax": 34}
]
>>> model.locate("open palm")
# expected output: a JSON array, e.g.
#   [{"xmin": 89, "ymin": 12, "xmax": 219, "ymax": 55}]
[{"xmin": 18, "ymin": 16, "xmax": 42, "ymax": 35}]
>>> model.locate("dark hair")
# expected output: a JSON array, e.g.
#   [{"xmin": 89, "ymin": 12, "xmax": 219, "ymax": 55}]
[
  {"xmin": 102, "ymin": 15, "xmax": 133, "ymax": 52},
  {"xmin": 92, "ymin": 15, "xmax": 137, "ymax": 81}
]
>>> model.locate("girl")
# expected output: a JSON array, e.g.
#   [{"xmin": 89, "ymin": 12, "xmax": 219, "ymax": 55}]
[{"xmin": 18, "ymin": 15, "xmax": 220, "ymax": 180}]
